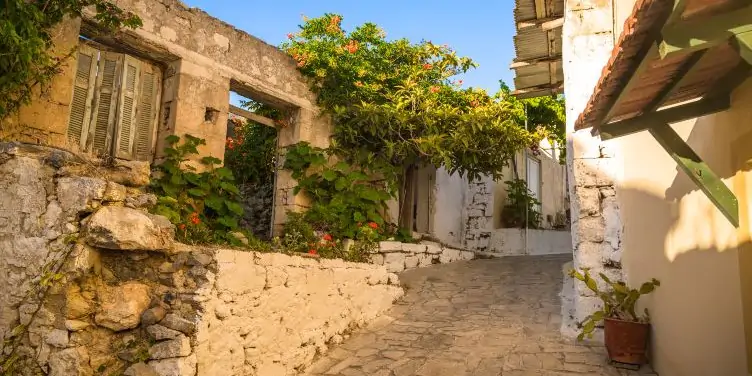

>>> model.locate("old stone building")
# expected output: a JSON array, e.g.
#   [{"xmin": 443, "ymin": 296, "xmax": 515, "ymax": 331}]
[{"xmin": 1, "ymin": 0, "xmax": 332, "ymax": 234}]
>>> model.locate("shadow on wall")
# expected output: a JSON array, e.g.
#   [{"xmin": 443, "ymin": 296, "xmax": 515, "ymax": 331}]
[{"xmin": 611, "ymin": 105, "xmax": 752, "ymax": 376}]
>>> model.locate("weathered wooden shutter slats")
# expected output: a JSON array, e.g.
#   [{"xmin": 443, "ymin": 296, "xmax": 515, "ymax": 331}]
[
  {"xmin": 88, "ymin": 52, "xmax": 123, "ymax": 156},
  {"xmin": 134, "ymin": 63, "xmax": 162, "ymax": 161},
  {"xmin": 114, "ymin": 56, "xmax": 141, "ymax": 159},
  {"xmin": 66, "ymin": 45, "xmax": 98, "ymax": 150}
]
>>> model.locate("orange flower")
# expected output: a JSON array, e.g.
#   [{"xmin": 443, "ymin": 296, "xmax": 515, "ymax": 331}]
[
  {"xmin": 470, "ymin": 100, "xmax": 479, "ymax": 107},
  {"xmin": 287, "ymin": 33, "xmax": 294, "ymax": 39},
  {"xmin": 345, "ymin": 40, "xmax": 359, "ymax": 54},
  {"xmin": 179, "ymin": 224, "xmax": 186, "ymax": 230},
  {"xmin": 323, "ymin": 234, "xmax": 333, "ymax": 241},
  {"xmin": 457, "ymin": 80, "xmax": 464, "ymax": 85},
  {"xmin": 423, "ymin": 63, "xmax": 432, "ymax": 70},
  {"xmin": 297, "ymin": 60, "xmax": 306, "ymax": 67},
  {"xmin": 331, "ymin": 15, "xmax": 341, "ymax": 24},
  {"xmin": 189, "ymin": 212, "xmax": 200, "ymax": 225},
  {"xmin": 429, "ymin": 86, "xmax": 440, "ymax": 93},
  {"xmin": 308, "ymin": 249, "xmax": 317, "ymax": 255},
  {"xmin": 368, "ymin": 222, "xmax": 378, "ymax": 229},
  {"xmin": 355, "ymin": 81, "xmax": 363, "ymax": 87}
]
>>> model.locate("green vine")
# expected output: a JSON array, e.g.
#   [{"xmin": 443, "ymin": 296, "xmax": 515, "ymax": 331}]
[
  {"xmin": 0, "ymin": 0, "xmax": 141, "ymax": 121},
  {"xmin": 0, "ymin": 235, "xmax": 79, "ymax": 375},
  {"xmin": 150, "ymin": 134, "xmax": 247, "ymax": 246}
]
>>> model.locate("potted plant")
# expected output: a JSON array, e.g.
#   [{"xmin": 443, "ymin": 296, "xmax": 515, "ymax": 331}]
[{"xmin": 569, "ymin": 268, "xmax": 660, "ymax": 367}]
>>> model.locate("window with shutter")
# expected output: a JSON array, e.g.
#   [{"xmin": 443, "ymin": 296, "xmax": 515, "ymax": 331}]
[
  {"xmin": 66, "ymin": 41, "xmax": 163, "ymax": 161},
  {"xmin": 114, "ymin": 56, "xmax": 141, "ymax": 159},
  {"xmin": 66, "ymin": 45, "xmax": 98, "ymax": 150},
  {"xmin": 87, "ymin": 51, "xmax": 123, "ymax": 156},
  {"xmin": 134, "ymin": 63, "xmax": 162, "ymax": 161}
]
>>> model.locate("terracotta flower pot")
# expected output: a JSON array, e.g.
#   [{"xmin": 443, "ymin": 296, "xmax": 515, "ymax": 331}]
[{"xmin": 604, "ymin": 318, "xmax": 650, "ymax": 365}]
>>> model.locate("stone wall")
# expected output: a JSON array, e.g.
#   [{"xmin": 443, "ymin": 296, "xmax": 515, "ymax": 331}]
[
  {"xmin": 0, "ymin": 143, "xmax": 403, "ymax": 376},
  {"xmin": 463, "ymin": 176, "xmax": 495, "ymax": 251},
  {"xmin": 561, "ymin": 0, "xmax": 624, "ymax": 339},
  {"xmin": 239, "ymin": 181, "xmax": 274, "ymax": 240},
  {"xmin": 487, "ymin": 228, "xmax": 572, "ymax": 257},
  {"xmin": 371, "ymin": 241, "xmax": 476, "ymax": 273}
]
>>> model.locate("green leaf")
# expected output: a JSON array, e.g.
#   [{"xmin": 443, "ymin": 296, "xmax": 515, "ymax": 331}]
[
  {"xmin": 205, "ymin": 195, "xmax": 224, "ymax": 211},
  {"xmin": 335, "ymin": 177, "xmax": 349, "ymax": 191},
  {"xmin": 217, "ymin": 216, "xmax": 239, "ymax": 229},
  {"xmin": 353, "ymin": 212, "xmax": 366, "ymax": 222},
  {"xmin": 220, "ymin": 182, "xmax": 241, "ymax": 195},
  {"xmin": 322, "ymin": 169, "xmax": 338, "ymax": 181},
  {"xmin": 187, "ymin": 188, "xmax": 206, "ymax": 197},
  {"xmin": 225, "ymin": 201, "xmax": 244, "ymax": 215}
]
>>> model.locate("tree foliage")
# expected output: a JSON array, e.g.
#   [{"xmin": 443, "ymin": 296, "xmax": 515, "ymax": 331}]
[
  {"xmin": 281, "ymin": 14, "xmax": 547, "ymax": 182},
  {"xmin": 0, "ymin": 0, "xmax": 141, "ymax": 120}
]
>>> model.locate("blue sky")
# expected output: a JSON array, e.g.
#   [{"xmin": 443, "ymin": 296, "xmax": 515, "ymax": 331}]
[{"xmin": 182, "ymin": 0, "xmax": 517, "ymax": 96}]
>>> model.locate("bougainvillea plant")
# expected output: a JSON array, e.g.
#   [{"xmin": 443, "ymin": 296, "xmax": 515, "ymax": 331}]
[
  {"xmin": 282, "ymin": 14, "xmax": 546, "ymax": 182},
  {"xmin": 279, "ymin": 14, "xmax": 551, "ymax": 235}
]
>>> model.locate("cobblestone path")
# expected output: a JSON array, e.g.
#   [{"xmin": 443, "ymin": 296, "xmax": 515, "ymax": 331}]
[{"xmin": 306, "ymin": 255, "xmax": 656, "ymax": 376}]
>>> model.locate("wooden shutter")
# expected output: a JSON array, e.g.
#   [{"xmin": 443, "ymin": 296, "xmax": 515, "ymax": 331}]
[
  {"xmin": 87, "ymin": 51, "xmax": 123, "ymax": 156},
  {"xmin": 133, "ymin": 62, "xmax": 162, "ymax": 161},
  {"xmin": 66, "ymin": 45, "xmax": 98, "ymax": 150},
  {"xmin": 114, "ymin": 56, "xmax": 141, "ymax": 159}
]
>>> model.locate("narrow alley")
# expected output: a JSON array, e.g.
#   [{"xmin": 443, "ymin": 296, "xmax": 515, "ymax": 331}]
[{"xmin": 307, "ymin": 256, "xmax": 655, "ymax": 376}]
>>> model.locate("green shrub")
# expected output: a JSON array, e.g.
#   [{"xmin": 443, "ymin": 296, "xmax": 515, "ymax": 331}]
[
  {"xmin": 150, "ymin": 134, "xmax": 246, "ymax": 245},
  {"xmin": 501, "ymin": 178, "xmax": 541, "ymax": 229}
]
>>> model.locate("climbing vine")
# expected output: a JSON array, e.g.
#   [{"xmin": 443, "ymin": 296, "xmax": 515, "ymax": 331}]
[{"xmin": 0, "ymin": 0, "xmax": 141, "ymax": 120}]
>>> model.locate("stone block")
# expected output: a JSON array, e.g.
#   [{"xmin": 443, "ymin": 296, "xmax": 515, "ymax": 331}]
[
  {"xmin": 384, "ymin": 253, "xmax": 406, "ymax": 273},
  {"xmin": 141, "ymin": 306, "xmax": 167, "ymax": 326},
  {"xmin": 57, "ymin": 177, "xmax": 106, "ymax": 216},
  {"xmin": 370, "ymin": 253, "xmax": 385, "ymax": 265},
  {"xmin": 48, "ymin": 347, "xmax": 90, "ymax": 376},
  {"xmin": 573, "ymin": 158, "xmax": 616, "ymax": 188},
  {"xmin": 45, "ymin": 329, "xmax": 69, "ymax": 348},
  {"xmin": 149, "ymin": 334, "xmax": 192, "ymax": 360},
  {"xmin": 424, "ymin": 243, "xmax": 442, "ymax": 254},
  {"xmin": 160, "ymin": 314, "xmax": 196, "ymax": 335},
  {"xmin": 83, "ymin": 206, "xmax": 175, "ymax": 251},
  {"xmin": 64, "ymin": 320, "xmax": 90, "ymax": 331},
  {"xmin": 103, "ymin": 181, "xmax": 127, "ymax": 202},
  {"xmin": 439, "ymin": 248, "xmax": 462, "ymax": 264},
  {"xmin": 402, "ymin": 243, "xmax": 427, "ymax": 254},
  {"xmin": 574, "ymin": 216, "xmax": 604, "ymax": 244},
  {"xmin": 125, "ymin": 193, "xmax": 158, "ymax": 209},
  {"xmin": 574, "ymin": 187, "xmax": 600, "ymax": 218},
  {"xmin": 404, "ymin": 256, "xmax": 419, "ymax": 269},
  {"xmin": 147, "ymin": 325, "xmax": 183, "ymax": 341},
  {"xmin": 149, "ymin": 354, "xmax": 196, "ymax": 376},
  {"xmin": 124, "ymin": 363, "xmax": 159, "ymax": 376},
  {"xmin": 379, "ymin": 241, "xmax": 403, "ymax": 252},
  {"xmin": 95, "ymin": 282, "xmax": 150, "ymax": 331},
  {"xmin": 418, "ymin": 254, "xmax": 433, "ymax": 267},
  {"xmin": 460, "ymin": 251, "xmax": 475, "ymax": 261}
]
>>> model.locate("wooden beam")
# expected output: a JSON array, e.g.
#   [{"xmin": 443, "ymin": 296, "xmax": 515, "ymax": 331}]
[
  {"xmin": 229, "ymin": 105, "xmax": 276, "ymax": 128},
  {"xmin": 510, "ymin": 55, "xmax": 562, "ymax": 69},
  {"xmin": 643, "ymin": 50, "xmax": 706, "ymax": 112},
  {"xmin": 736, "ymin": 31, "xmax": 752, "ymax": 65},
  {"xmin": 518, "ymin": 16, "xmax": 563, "ymax": 30},
  {"xmin": 659, "ymin": 4, "xmax": 752, "ymax": 59},
  {"xmin": 598, "ymin": 95, "xmax": 731, "ymax": 140},
  {"xmin": 649, "ymin": 122, "xmax": 739, "ymax": 227},
  {"xmin": 599, "ymin": 44, "xmax": 661, "ymax": 123},
  {"xmin": 534, "ymin": 0, "xmax": 547, "ymax": 19}
]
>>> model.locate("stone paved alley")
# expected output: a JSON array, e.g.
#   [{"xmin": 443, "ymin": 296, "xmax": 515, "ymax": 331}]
[{"xmin": 306, "ymin": 255, "xmax": 656, "ymax": 376}]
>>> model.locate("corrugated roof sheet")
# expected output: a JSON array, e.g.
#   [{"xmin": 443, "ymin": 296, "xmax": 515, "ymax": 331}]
[{"xmin": 511, "ymin": 0, "xmax": 564, "ymax": 98}]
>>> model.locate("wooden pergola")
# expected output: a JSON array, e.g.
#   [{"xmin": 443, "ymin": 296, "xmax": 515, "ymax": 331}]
[{"xmin": 575, "ymin": 0, "xmax": 752, "ymax": 227}]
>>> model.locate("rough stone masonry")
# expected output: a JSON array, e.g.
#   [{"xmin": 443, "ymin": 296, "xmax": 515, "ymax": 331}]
[{"xmin": 0, "ymin": 143, "xmax": 403, "ymax": 376}]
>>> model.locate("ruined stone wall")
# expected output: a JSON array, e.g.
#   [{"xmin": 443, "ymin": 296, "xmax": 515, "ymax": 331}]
[
  {"xmin": 561, "ymin": 0, "xmax": 624, "ymax": 339},
  {"xmin": 463, "ymin": 177, "xmax": 495, "ymax": 252},
  {"xmin": 0, "ymin": 144, "xmax": 402, "ymax": 376}
]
